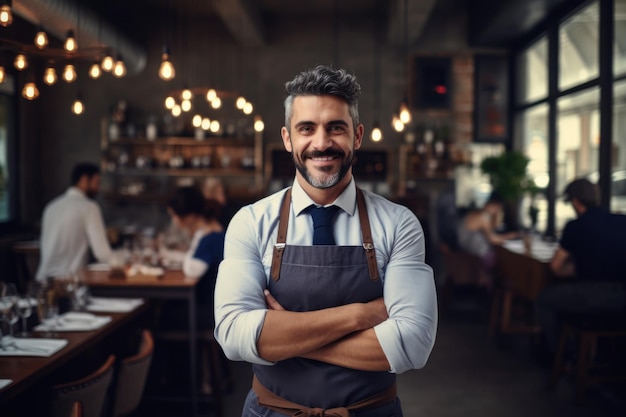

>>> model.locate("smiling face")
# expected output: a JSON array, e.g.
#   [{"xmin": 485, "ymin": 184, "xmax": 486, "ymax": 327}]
[{"xmin": 281, "ymin": 95, "xmax": 363, "ymax": 201}]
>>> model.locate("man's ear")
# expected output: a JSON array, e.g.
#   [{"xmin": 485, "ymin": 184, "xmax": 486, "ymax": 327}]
[
  {"xmin": 281, "ymin": 127, "xmax": 293, "ymax": 153},
  {"xmin": 354, "ymin": 124, "xmax": 364, "ymax": 150}
]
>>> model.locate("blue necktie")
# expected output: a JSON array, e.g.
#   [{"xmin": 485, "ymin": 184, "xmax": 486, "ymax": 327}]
[{"xmin": 309, "ymin": 205, "xmax": 339, "ymax": 245}]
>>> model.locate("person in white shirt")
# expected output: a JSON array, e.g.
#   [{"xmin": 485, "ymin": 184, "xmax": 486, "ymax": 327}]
[
  {"xmin": 35, "ymin": 163, "xmax": 112, "ymax": 281},
  {"xmin": 214, "ymin": 65, "xmax": 437, "ymax": 417}
]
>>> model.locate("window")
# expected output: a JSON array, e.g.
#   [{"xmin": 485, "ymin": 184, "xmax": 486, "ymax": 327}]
[
  {"xmin": 559, "ymin": 2, "xmax": 599, "ymax": 91},
  {"xmin": 0, "ymin": 75, "xmax": 15, "ymax": 224},
  {"xmin": 517, "ymin": 104, "xmax": 549, "ymax": 231},
  {"xmin": 612, "ymin": 79, "xmax": 626, "ymax": 213},
  {"xmin": 516, "ymin": 37, "xmax": 548, "ymax": 104},
  {"xmin": 556, "ymin": 87, "xmax": 600, "ymax": 231},
  {"xmin": 615, "ymin": 0, "xmax": 626, "ymax": 77}
]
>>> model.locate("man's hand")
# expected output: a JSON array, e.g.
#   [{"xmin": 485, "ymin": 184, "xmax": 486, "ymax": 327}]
[
  {"xmin": 264, "ymin": 289, "xmax": 285, "ymax": 311},
  {"xmin": 258, "ymin": 290, "xmax": 389, "ymax": 363}
]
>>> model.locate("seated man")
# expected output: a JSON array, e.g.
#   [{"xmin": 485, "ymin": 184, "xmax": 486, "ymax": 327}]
[
  {"xmin": 536, "ymin": 178, "xmax": 626, "ymax": 355},
  {"xmin": 36, "ymin": 163, "xmax": 112, "ymax": 281}
]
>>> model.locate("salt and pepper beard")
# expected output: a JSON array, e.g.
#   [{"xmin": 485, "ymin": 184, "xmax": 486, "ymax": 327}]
[{"xmin": 291, "ymin": 143, "xmax": 354, "ymax": 189}]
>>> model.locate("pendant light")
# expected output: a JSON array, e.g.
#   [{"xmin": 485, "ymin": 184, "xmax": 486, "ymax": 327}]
[
  {"xmin": 0, "ymin": 0, "xmax": 12, "ymax": 27},
  {"xmin": 64, "ymin": 30, "xmax": 77, "ymax": 53},
  {"xmin": 89, "ymin": 62, "xmax": 101, "ymax": 79},
  {"xmin": 0, "ymin": 66, "xmax": 5, "ymax": 84},
  {"xmin": 43, "ymin": 63, "xmax": 58, "ymax": 85},
  {"xmin": 206, "ymin": 88, "xmax": 217, "ymax": 102},
  {"xmin": 34, "ymin": 27, "xmax": 48, "ymax": 49},
  {"xmin": 72, "ymin": 94, "xmax": 84, "ymax": 115},
  {"xmin": 14, "ymin": 54, "xmax": 27, "ymax": 71},
  {"xmin": 101, "ymin": 53, "xmax": 114, "ymax": 72},
  {"xmin": 393, "ymin": 0, "xmax": 412, "ymax": 129},
  {"xmin": 112, "ymin": 55, "xmax": 126, "ymax": 78},
  {"xmin": 63, "ymin": 64, "xmax": 77, "ymax": 83},
  {"xmin": 22, "ymin": 75, "xmax": 39, "ymax": 100},
  {"xmin": 371, "ymin": 0, "xmax": 383, "ymax": 143},
  {"xmin": 254, "ymin": 115, "xmax": 265, "ymax": 133},
  {"xmin": 159, "ymin": 46, "xmax": 175, "ymax": 81}
]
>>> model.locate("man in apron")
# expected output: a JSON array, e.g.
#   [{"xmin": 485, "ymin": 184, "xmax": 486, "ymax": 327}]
[{"xmin": 214, "ymin": 65, "xmax": 438, "ymax": 416}]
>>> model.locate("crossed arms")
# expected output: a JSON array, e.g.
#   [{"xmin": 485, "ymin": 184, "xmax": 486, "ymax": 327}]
[{"xmin": 259, "ymin": 290, "xmax": 390, "ymax": 371}]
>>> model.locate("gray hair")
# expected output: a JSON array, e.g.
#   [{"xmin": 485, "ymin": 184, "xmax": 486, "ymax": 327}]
[{"xmin": 283, "ymin": 65, "xmax": 361, "ymax": 134}]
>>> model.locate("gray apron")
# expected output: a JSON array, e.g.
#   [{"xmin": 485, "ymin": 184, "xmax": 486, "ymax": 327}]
[{"xmin": 244, "ymin": 187, "xmax": 401, "ymax": 417}]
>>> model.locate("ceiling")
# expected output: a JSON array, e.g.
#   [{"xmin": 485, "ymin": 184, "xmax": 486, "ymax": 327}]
[{"xmin": 10, "ymin": 0, "xmax": 585, "ymax": 75}]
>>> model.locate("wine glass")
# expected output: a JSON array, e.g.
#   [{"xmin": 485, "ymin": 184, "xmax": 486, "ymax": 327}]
[
  {"xmin": 16, "ymin": 294, "xmax": 33, "ymax": 336},
  {"xmin": 36, "ymin": 287, "xmax": 59, "ymax": 335},
  {"xmin": 0, "ymin": 283, "xmax": 19, "ymax": 345}
]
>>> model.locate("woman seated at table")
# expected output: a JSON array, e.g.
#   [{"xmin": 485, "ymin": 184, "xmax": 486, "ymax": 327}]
[
  {"xmin": 160, "ymin": 186, "xmax": 226, "ymax": 394},
  {"xmin": 457, "ymin": 192, "xmax": 518, "ymax": 273},
  {"xmin": 164, "ymin": 186, "xmax": 225, "ymax": 324}
]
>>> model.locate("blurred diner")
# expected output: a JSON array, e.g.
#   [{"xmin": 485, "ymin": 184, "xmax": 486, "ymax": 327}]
[
  {"xmin": 35, "ymin": 163, "xmax": 112, "ymax": 282},
  {"xmin": 536, "ymin": 178, "xmax": 626, "ymax": 356}
]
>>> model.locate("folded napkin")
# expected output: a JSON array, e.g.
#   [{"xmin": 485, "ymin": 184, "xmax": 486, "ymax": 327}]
[
  {"xmin": 0, "ymin": 379, "xmax": 13, "ymax": 389},
  {"xmin": 0, "ymin": 337, "xmax": 68, "ymax": 357},
  {"xmin": 33, "ymin": 312, "xmax": 112, "ymax": 332},
  {"xmin": 127, "ymin": 264, "xmax": 164, "ymax": 277},
  {"xmin": 86, "ymin": 297, "xmax": 144, "ymax": 313},
  {"xmin": 87, "ymin": 262, "xmax": 111, "ymax": 271}
]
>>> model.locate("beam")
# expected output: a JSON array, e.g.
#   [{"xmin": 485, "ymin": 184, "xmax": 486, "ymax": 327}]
[
  {"xmin": 212, "ymin": 0, "xmax": 266, "ymax": 47},
  {"xmin": 387, "ymin": 0, "xmax": 438, "ymax": 48}
]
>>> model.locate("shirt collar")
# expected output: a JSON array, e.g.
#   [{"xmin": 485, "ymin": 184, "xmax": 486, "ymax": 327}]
[
  {"xmin": 67, "ymin": 187, "xmax": 86, "ymax": 198},
  {"xmin": 291, "ymin": 177, "xmax": 357, "ymax": 217}
]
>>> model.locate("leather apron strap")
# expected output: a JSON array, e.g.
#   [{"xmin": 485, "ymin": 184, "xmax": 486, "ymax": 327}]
[
  {"xmin": 271, "ymin": 188, "xmax": 292, "ymax": 282},
  {"xmin": 270, "ymin": 187, "xmax": 379, "ymax": 282},
  {"xmin": 253, "ymin": 375, "xmax": 396, "ymax": 417},
  {"xmin": 356, "ymin": 188, "xmax": 379, "ymax": 281}
]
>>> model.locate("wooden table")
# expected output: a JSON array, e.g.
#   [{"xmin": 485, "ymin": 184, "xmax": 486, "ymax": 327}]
[
  {"xmin": 489, "ymin": 237, "xmax": 558, "ymax": 336},
  {"xmin": 0, "ymin": 303, "xmax": 148, "ymax": 404},
  {"xmin": 82, "ymin": 268, "xmax": 201, "ymax": 416}
]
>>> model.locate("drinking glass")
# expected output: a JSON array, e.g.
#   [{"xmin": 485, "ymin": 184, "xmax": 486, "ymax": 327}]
[
  {"xmin": 0, "ymin": 283, "xmax": 19, "ymax": 345},
  {"xmin": 37, "ymin": 291, "xmax": 59, "ymax": 334},
  {"xmin": 16, "ymin": 295, "xmax": 33, "ymax": 336}
]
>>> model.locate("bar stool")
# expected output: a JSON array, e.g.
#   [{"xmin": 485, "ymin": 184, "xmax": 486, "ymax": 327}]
[{"xmin": 550, "ymin": 313, "xmax": 626, "ymax": 404}]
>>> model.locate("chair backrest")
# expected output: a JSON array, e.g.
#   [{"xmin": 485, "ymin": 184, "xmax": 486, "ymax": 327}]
[
  {"xmin": 53, "ymin": 355, "xmax": 116, "ymax": 417},
  {"xmin": 70, "ymin": 402, "xmax": 82, "ymax": 417},
  {"xmin": 111, "ymin": 329, "xmax": 154, "ymax": 417}
]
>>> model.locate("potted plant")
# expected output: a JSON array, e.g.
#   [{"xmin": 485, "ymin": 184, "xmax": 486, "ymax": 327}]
[{"xmin": 480, "ymin": 150, "xmax": 536, "ymax": 231}]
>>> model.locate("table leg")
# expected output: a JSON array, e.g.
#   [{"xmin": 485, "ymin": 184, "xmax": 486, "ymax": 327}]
[{"xmin": 189, "ymin": 292, "xmax": 198, "ymax": 417}]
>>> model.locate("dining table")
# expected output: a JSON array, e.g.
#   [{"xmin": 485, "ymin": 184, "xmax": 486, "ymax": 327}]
[
  {"xmin": 81, "ymin": 266, "xmax": 201, "ymax": 417},
  {"xmin": 0, "ymin": 301, "xmax": 149, "ymax": 406},
  {"xmin": 489, "ymin": 235, "xmax": 560, "ymax": 337}
]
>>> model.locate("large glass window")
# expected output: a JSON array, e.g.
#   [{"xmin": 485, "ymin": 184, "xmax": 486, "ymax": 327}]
[
  {"xmin": 612, "ymin": 79, "xmax": 626, "ymax": 214},
  {"xmin": 517, "ymin": 104, "xmax": 549, "ymax": 232},
  {"xmin": 516, "ymin": 37, "xmax": 548, "ymax": 104},
  {"xmin": 616, "ymin": 0, "xmax": 626, "ymax": 77},
  {"xmin": 556, "ymin": 87, "xmax": 600, "ymax": 232},
  {"xmin": 559, "ymin": 2, "xmax": 599, "ymax": 91},
  {"xmin": 0, "ymin": 77, "xmax": 14, "ymax": 223}
]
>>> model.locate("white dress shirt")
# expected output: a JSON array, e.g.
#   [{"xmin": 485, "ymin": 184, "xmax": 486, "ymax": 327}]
[
  {"xmin": 36, "ymin": 187, "xmax": 112, "ymax": 281},
  {"xmin": 214, "ymin": 178, "xmax": 438, "ymax": 374}
]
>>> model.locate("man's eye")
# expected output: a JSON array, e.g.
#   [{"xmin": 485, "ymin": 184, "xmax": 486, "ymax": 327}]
[
  {"xmin": 329, "ymin": 125, "xmax": 346, "ymax": 133},
  {"xmin": 299, "ymin": 126, "xmax": 313, "ymax": 133}
]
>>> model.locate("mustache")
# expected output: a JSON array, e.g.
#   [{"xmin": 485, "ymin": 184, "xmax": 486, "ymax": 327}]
[{"xmin": 303, "ymin": 149, "xmax": 345, "ymax": 159}]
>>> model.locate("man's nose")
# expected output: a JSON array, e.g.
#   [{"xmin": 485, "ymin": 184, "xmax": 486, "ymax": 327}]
[{"xmin": 310, "ymin": 130, "xmax": 333, "ymax": 150}]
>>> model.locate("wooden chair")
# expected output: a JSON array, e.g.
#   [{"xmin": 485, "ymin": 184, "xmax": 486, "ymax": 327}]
[
  {"xmin": 70, "ymin": 402, "xmax": 82, "ymax": 417},
  {"xmin": 52, "ymin": 355, "xmax": 116, "ymax": 417},
  {"xmin": 550, "ymin": 313, "xmax": 626, "ymax": 404},
  {"xmin": 111, "ymin": 329, "xmax": 154, "ymax": 417},
  {"xmin": 439, "ymin": 243, "xmax": 492, "ymax": 316},
  {"xmin": 155, "ymin": 327, "xmax": 228, "ymax": 416}
]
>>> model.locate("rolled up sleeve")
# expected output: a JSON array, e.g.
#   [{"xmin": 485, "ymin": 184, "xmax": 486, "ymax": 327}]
[
  {"xmin": 374, "ymin": 209, "xmax": 438, "ymax": 374},
  {"xmin": 213, "ymin": 208, "xmax": 275, "ymax": 365}
]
